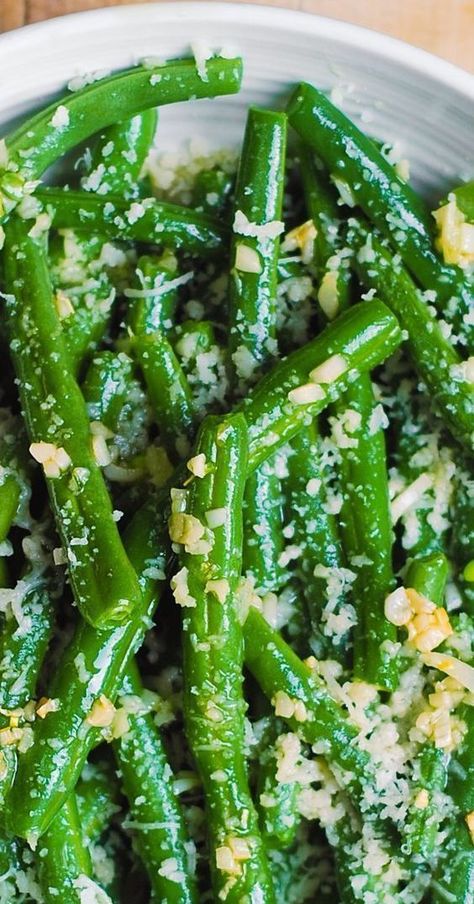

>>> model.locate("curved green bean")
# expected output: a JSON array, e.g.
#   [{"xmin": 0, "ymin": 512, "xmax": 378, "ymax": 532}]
[
  {"xmin": 3, "ymin": 215, "xmax": 143, "ymax": 628},
  {"xmin": 178, "ymin": 413, "xmax": 275, "ymax": 902},
  {"xmin": 1, "ymin": 56, "xmax": 243, "ymax": 220}
]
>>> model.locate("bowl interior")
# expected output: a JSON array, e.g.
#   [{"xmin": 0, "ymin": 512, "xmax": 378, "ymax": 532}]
[{"xmin": 0, "ymin": 2, "xmax": 473, "ymax": 203}]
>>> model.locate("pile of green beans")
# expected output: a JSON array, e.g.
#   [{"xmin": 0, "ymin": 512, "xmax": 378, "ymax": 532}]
[{"xmin": 0, "ymin": 51, "xmax": 473, "ymax": 904}]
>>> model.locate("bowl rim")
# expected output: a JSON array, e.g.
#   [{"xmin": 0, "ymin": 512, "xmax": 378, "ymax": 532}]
[{"xmin": 0, "ymin": 1, "xmax": 473, "ymax": 100}]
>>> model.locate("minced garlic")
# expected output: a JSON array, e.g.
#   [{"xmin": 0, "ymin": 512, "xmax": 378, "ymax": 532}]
[{"xmin": 29, "ymin": 442, "xmax": 71, "ymax": 478}]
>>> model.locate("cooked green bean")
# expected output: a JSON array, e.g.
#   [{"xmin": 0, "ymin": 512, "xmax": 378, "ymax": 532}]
[
  {"xmin": 288, "ymin": 82, "xmax": 473, "ymax": 347},
  {"xmin": 3, "ymin": 216, "xmax": 143, "ymax": 628},
  {"xmin": 337, "ymin": 373, "xmax": 397, "ymax": 690},
  {"xmin": 285, "ymin": 423, "xmax": 348, "ymax": 661},
  {"xmin": 132, "ymin": 331, "xmax": 196, "ymax": 462},
  {"xmin": 127, "ymin": 251, "xmax": 180, "ymax": 336},
  {"xmin": 403, "ymin": 552, "xmax": 449, "ymax": 860},
  {"xmin": 228, "ymin": 107, "xmax": 286, "ymax": 390},
  {"xmin": 84, "ymin": 109, "xmax": 158, "ymax": 198},
  {"xmin": 350, "ymin": 221, "xmax": 474, "ymax": 452},
  {"xmin": 1, "ymin": 56, "xmax": 243, "ymax": 220},
  {"xmin": 37, "ymin": 186, "xmax": 227, "ymax": 255},
  {"xmin": 115, "ymin": 659, "xmax": 198, "ymax": 904},
  {"xmin": 4, "ymin": 497, "xmax": 169, "ymax": 841},
  {"xmin": 177, "ymin": 413, "xmax": 275, "ymax": 902},
  {"xmin": 240, "ymin": 299, "xmax": 403, "ymax": 471},
  {"xmin": 38, "ymin": 794, "xmax": 105, "ymax": 904}
]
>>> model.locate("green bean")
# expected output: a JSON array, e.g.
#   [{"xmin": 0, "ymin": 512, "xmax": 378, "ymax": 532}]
[
  {"xmin": 240, "ymin": 298, "xmax": 403, "ymax": 472},
  {"xmin": 446, "ymin": 179, "xmax": 474, "ymax": 222},
  {"xmin": 256, "ymin": 728, "xmax": 300, "ymax": 849},
  {"xmin": 48, "ymin": 232, "xmax": 116, "ymax": 376},
  {"xmin": 243, "ymin": 606, "xmax": 369, "ymax": 801},
  {"xmin": 114, "ymin": 659, "xmax": 198, "ymax": 904},
  {"xmin": 192, "ymin": 165, "xmax": 234, "ymax": 218},
  {"xmin": 431, "ymin": 821, "xmax": 474, "ymax": 904},
  {"xmin": 330, "ymin": 817, "xmax": 401, "ymax": 903},
  {"xmin": 132, "ymin": 332, "xmax": 196, "ymax": 462},
  {"xmin": 450, "ymin": 464, "xmax": 474, "ymax": 613},
  {"xmin": 350, "ymin": 221, "xmax": 474, "ymax": 452},
  {"xmin": 337, "ymin": 373, "xmax": 397, "ymax": 690},
  {"xmin": 392, "ymin": 389, "xmax": 455, "ymax": 559},
  {"xmin": 242, "ymin": 457, "xmax": 285, "ymax": 594},
  {"xmin": 298, "ymin": 141, "xmax": 352, "ymax": 318},
  {"xmin": 3, "ymin": 216, "xmax": 143, "ymax": 628},
  {"xmin": 76, "ymin": 759, "xmax": 121, "ymax": 845},
  {"xmin": 37, "ymin": 186, "xmax": 227, "ymax": 255},
  {"xmin": 403, "ymin": 553, "xmax": 449, "ymax": 860},
  {"xmin": 4, "ymin": 495, "xmax": 169, "ymax": 842},
  {"xmin": 228, "ymin": 107, "xmax": 286, "ymax": 390},
  {"xmin": 178, "ymin": 413, "xmax": 275, "ymax": 902},
  {"xmin": 84, "ymin": 109, "xmax": 158, "ymax": 198},
  {"xmin": 1, "ymin": 56, "xmax": 243, "ymax": 219},
  {"xmin": 287, "ymin": 82, "xmax": 473, "ymax": 346},
  {"xmin": 82, "ymin": 349, "xmax": 149, "ymax": 463},
  {"xmin": 285, "ymin": 423, "xmax": 349, "ymax": 661},
  {"xmin": 173, "ymin": 320, "xmax": 218, "ymax": 368},
  {"xmin": 37, "ymin": 794, "xmax": 104, "ymax": 904},
  {"xmin": 127, "ymin": 251, "xmax": 180, "ymax": 336}
]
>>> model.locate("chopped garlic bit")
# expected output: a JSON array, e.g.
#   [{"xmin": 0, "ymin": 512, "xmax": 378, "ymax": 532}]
[
  {"xmin": 234, "ymin": 243, "xmax": 262, "ymax": 273},
  {"xmin": 86, "ymin": 694, "xmax": 116, "ymax": 728},
  {"xmin": 90, "ymin": 420, "xmax": 114, "ymax": 467},
  {"xmin": 281, "ymin": 219, "xmax": 317, "ymax": 263},
  {"xmin": 309, "ymin": 354, "xmax": 348, "ymax": 385},
  {"xmin": 287, "ymin": 383, "xmax": 326, "ymax": 406},
  {"xmin": 466, "ymin": 811, "xmax": 474, "ymax": 844},
  {"xmin": 273, "ymin": 690, "xmax": 308, "ymax": 722},
  {"xmin": 168, "ymin": 512, "xmax": 213, "ymax": 555},
  {"xmin": 385, "ymin": 586, "xmax": 453, "ymax": 652},
  {"xmin": 433, "ymin": 195, "xmax": 474, "ymax": 268},
  {"xmin": 216, "ymin": 836, "xmax": 251, "ymax": 876},
  {"xmin": 384, "ymin": 587, "xmax": 412, "ymax": 627},
  {"xmin": 54, "ymin": 289, "xmax": 75, "ymax": 320},
  {"xmin": 29, "ymin": 441, "xmax": 71, "ymax": 478},
  {"xmin": 205, "ymin": 507, "xmax": 227, "ymax": 529},
  {"xmin": 170, "ymin": 566, "xmax": 196, "ymax": 608},
  {"xmin": 36, "ymin": 697, "xmax": 60, "ymax": 719},
  {"xmin": 414, "ymin": 789, "xmax": 429, "ymax": 810},
  {"xmin": 186, "ymin": 453, "xmax": 207, "ymax": 478},
  {"xmin": 205, "ymin": 579, "xmax": 230, "ymax": 603},
  {"xmin": 318, "ymin": 270, "xmax": 339, "ymax": 320}
]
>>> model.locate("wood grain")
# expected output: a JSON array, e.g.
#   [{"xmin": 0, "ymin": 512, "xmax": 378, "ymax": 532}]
[{"xmin": 0, "ymin": 0, "xmax": 473, "ymax": 72}]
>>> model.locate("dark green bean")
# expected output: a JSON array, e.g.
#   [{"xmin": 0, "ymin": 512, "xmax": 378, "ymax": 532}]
[
  {"xmin": 177, "ymin": 413, "xmax": 275, "ymax": 901},
  {"xmin": 288, "ymin": 82, "xmax": 473, "ymax": 347},
  {"xmin": 37, "ymin": 186, "xmax": 227, "ymax": 255},
  {"xmin": 403, "ymin": 552, "xmax": 450, "ymax": 860},
  {"xmin": 1, "ymin": 56, "xmax": 243, "ymax": 220},
  {"xmin": 127, "ymin": 251, "xmax": 180, "ymax": 336},
  {"xmin": 114, "ymin": 659, "xmax": 198, "ymax": 904},
  {"xmin": 350, "ymin": 221, "xmax": 474, "ymax": 452},
  {"xmin": 3, "ymin": 216, "xmax": 143, "ymax": 628},
  {"xmin": 38, "ymin": 794, "xmax": 99, "ymax": 904},
  {"xmin": 84, "ymin": 109, "xmax": 158, "ymax": 198}
]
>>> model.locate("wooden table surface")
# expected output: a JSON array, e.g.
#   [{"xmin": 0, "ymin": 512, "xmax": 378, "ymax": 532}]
[{"xmin": 1, "ymin": 0, "xmax": 473, "ymax": 73}]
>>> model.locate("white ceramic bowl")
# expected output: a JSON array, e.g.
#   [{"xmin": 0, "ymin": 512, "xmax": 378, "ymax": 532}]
[{"xmin": 0, "ymin": 2, "xmax": 473, "ymax": 203}]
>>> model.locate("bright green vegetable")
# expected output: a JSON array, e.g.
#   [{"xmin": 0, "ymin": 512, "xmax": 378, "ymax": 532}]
[
  {"xmin": 3, "ymin": 215, "xmax": 143, "ymax": 629},
  {"xmin": 177, "ymin": 413, "xmax": 276, "ymax": 902},
  {"xmin": 403, "ymin": 552, "xmax": 450, "ymax": 860},
  {"xmin": 287, "ymin": 82, "xmax": 473, "ymax": 347},
  {"xmin": 350, "ymin": 221, "xmax": 474, "ymax": 453},
  {"xmin": 114, "ymin": 659, "xmax": 198, "ymax": 904},
  {"xmin": 240, "ymin": 299, "xmax": 403, "ymax": 471},
  {"xmin": 0, "ymin": 56, "xmax": 243, "ymax": 220},
  {"xmin": 38, "ymin": 186, "xmax": 227, "ymax": 255},
  {"xmin": 37, "ymin": 794, "xmax": 103, "ymax": 904},
  {"xmin": 228, "ymin": 107, "xmax": 286, "ymax": 391},
  {"xmin": 84, "ymin": 109, "xmax": 158, "ymax": 198},
  {"xmin": 127, "ymin": 251, "xmax": 180, "ymax": 336},
  {"xmin": 337, "ymin": 373, "xmax": 397, "ymax": 690}
]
